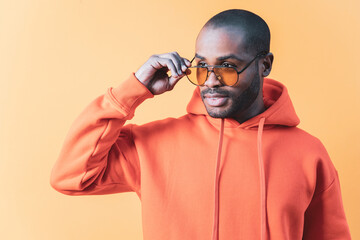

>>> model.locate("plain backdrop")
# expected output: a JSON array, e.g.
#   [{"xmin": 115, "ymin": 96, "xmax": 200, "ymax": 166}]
[{"xmin": 0, "ymin": 0, "xmax": 359, "ymax": 239}]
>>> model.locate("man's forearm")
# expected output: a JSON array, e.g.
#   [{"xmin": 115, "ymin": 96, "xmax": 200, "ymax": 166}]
[{"xmin": 50, "ymin": 73, "xmax": 153, "ymax": 196}]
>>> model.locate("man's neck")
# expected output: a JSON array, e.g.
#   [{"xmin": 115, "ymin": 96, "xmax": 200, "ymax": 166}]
[{"xmin": 233, "ymin": 96, "xmax": 266, "ymax": 124}]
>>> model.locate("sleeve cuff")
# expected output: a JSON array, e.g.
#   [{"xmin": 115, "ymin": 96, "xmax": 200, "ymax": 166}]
[{"xmin": 107, "ymin": 73, "xmax": 154, "ymax": 116}]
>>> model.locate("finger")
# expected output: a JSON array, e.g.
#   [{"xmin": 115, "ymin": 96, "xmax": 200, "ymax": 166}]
[
  {"xmin": 183, "ymin": 58, "xmax": 191, "ymax": 67},
  {"xmin": 171, "ymin": 52, "xmax": 188, "ymax": 73},
  {"xmin": 161, "ymin": 52, "xmax": 184, "ymax": 76},
  {"xmin": 168, "ymin": 73, "xmax": 184, "ymax": 89},
  {"xmin": 154, "ymin": 57, "xmax": 179, "ymax": 78}
]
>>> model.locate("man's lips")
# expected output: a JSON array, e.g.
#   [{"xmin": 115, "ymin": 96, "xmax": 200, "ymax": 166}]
[
  {"xmin": 203, "ymin": 94, "xmax": 229, "ymax": 107},
  {"xmin": 204, "ymin": 93, "xmax": 227, "ymax": 98}
]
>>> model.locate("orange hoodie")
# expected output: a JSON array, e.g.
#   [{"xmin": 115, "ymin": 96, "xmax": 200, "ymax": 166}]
[{"xmin": 50, "ymin": 73, "xmax": 351, "ymax": 240}]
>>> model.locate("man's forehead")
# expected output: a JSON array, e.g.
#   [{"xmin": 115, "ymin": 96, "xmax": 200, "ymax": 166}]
[
  {"xmin": 194, "ymin": 53, "xmax": 246, "ymax": 62},
  {"xmin": 195, "ymin": 27, "xmax": 251, "ymax": 59}
]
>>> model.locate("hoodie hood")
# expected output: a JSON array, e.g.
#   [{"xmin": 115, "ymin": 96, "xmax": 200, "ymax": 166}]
[{"xmin": 186, "ymin": 78, "xmax": 300, "ymax": 129}]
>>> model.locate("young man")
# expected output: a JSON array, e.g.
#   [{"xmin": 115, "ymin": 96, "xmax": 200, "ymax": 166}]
[{"xmin": 50, "ymin": 9, "xmax": 351, "ymax": 240}]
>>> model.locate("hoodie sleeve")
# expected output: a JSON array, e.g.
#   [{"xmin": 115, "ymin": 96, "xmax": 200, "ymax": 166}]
[
  {"xmin": 302, "ymin": 170, "xmax": 352, "ymax": 239},
  {"xmin": 50, "ymin": 73, "xmax": 153, "ymax": 196}
]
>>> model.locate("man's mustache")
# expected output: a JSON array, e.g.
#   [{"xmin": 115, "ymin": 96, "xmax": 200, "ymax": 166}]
[{"xmin": 200, "ymin": 88, "xmax": 230, "ymax": 97}]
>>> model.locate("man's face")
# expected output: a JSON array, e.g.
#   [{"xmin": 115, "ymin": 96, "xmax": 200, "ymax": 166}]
[{"xmin": 195, "ymin": 27, "xmax": 263, "ymax": 120}]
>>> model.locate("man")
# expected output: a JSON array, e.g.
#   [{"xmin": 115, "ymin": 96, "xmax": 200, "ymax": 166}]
[{"xmin": 50, "ymin": 9, "xmax": 351, "ymax": 240}]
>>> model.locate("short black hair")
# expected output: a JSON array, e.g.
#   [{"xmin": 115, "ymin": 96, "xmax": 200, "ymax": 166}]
[{"xmin": 203, "ymin": 9, "xmax": 270, "ymax": 55}]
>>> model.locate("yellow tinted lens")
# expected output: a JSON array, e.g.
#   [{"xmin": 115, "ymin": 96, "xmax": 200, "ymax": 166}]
[
  {"xmin": 186, "ymin": 67, "xmax": 207, "ymax": 86},
  {"xmin": 214, "ymin": 67, "xmax": 238, "ymax": 86}
]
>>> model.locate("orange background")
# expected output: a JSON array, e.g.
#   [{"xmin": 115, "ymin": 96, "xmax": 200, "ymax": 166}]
[{"xmin": 1, "ymin": 0, "xmax": 359, "ymax": 239}]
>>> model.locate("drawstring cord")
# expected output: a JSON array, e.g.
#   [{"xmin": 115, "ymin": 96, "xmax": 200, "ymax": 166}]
[
  {"xmin": 257, "ymin": 117, "xmax": 267, "ymax": 240},
  {"xmin": 211, "ymin": 117, "xmax": 266, "ymax": 240},
  {"xmin": 211, "ymin": 118, "xmax": 225, "ymax": 240}
]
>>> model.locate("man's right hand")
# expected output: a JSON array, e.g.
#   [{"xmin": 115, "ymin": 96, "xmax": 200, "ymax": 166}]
[{"xmin": 135, "ymin": 52, "xmax": 192, "ymax": 95}]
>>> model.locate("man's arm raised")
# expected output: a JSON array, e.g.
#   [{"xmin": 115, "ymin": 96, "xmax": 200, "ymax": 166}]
[{"xmin": 50, "ymin": 52, "xmax": 190, "ymax": 196}]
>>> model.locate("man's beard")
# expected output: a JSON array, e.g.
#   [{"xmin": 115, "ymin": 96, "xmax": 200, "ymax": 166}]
[{"xmin": 201, "ymin": 66, "xmax": 261, "ymax": 119}]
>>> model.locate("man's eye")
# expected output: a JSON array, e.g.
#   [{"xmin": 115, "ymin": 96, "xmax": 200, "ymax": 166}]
[
  {"xmin": 222, "ymin": 62, "xmax": 236, "ymax": 68},
  {"xmin": 197, "ymin": 62, "xmax": 207, "ymax": 67}
]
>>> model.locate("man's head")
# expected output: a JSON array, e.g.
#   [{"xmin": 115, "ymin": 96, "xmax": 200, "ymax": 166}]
[{"xmin": 195, "ymin": 9, "xmax": 274, "ymax": 123}]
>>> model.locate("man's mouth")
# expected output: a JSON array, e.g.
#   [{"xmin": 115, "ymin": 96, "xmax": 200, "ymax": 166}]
[{"xmin": 203, "ymin": 94, "xmax": 229, "ymax": 107}]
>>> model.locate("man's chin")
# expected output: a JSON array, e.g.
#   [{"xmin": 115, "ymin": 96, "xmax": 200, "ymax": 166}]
[{"xmin": 205, "ymin": 106, "xmax": 230, "ymax": 118}]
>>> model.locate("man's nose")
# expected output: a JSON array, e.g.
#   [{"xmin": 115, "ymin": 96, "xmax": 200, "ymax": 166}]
[{"xmin": 204, "ymin": 70, "xmax": 223, "ymax": 88}]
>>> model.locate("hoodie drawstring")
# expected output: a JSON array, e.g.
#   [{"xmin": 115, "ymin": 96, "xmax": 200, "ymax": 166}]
[
  {"xmin": 211, "ymin": 117, "xmax": 267, "ymax": 240},
  {"xmin": 211, "ymin": 118, "xmax": 225, "ymax": 240},
  {"xmin": 257, "ymin": 117, "xmax": 267, "ymax": 240}
]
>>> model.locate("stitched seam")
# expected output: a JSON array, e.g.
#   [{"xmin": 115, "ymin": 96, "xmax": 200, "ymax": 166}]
[
  {"xmin": 80, "ymin": 119, "xmax": 110, "ymax": 186},
  {"xmin": 129, "ymin": 93, "xmax": 149, "ymax": 112},
  {"xmin": 107, "ymin": 88, "xmax": 131, "ymax": 115},
  {"xmin": 107, "ymin": 87, "xmax": 151, "ymax": 116},
  {"xmin": 313, "ymin": 176, "xmax": 336, "ymax": 197},
  {"xmin": 129, "ymin": 124, "xmax": 141, "ymax": 194},
  {"xmin": 93, "ymin": 182, "xmax": 129, "ymax": 187}
]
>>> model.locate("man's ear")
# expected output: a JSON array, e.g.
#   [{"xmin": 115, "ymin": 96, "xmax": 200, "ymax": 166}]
[{"xmin": 261, "ymin": 52, "xmax": 274, "ymax": 77}]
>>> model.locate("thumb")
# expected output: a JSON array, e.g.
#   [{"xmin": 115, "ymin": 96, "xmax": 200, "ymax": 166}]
[{"xmin": 168, "ymin": 74, "xmax": 184, "ymax": 90}]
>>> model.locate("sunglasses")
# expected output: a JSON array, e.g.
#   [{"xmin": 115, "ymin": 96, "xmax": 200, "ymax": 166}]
[{"xmin": 185, "ymin": 51, "xmax": 268, "ymax": 86}]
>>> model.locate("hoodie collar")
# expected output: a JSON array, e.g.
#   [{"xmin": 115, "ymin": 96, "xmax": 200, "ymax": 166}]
[{"xmin": 186, "ymin": 78, "xmax": 300, "ymax": 129}]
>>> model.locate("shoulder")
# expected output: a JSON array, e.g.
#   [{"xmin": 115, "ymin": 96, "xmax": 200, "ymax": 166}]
[
  {"xmin": 293, "ymin": 127, "xmax": 330, "ymax": 155},
  {"xmin": 288, "ymin": 127, "xmax": 338, "ymax": 189},
  {"xmin": 267, "ymin": 126, "xmax": 338, "ymax": 193},
  {"xmin": 267, "ymin": 126, "xmax": 336, "ymax": 173},
  {"xmin": 269, "ymin": 126, "xmax": 328, "ymax": 153}
]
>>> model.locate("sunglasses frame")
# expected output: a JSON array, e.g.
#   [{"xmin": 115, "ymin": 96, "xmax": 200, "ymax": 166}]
[{"xmin": 187, "ymin": 51, "xmax": 268, "ymax": 86}]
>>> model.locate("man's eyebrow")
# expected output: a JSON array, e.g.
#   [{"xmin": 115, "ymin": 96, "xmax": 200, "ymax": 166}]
[
  {"xmin": 194, "ymin": 53, "xmax": 244, "ymax": 62},
  {"xmin": 195, "ymin": 53, "xmax": 205, "ymax": 60},
  {"xmin": 217, "ymin": 54, "xmax": 245, "ymax": 62}
]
